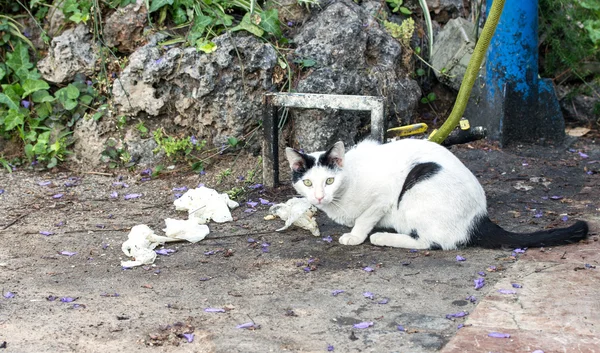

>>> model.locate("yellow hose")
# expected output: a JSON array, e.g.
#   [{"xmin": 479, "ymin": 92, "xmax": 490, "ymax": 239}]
[{"xmin": 428, "ymin": 0, "xmax": 506, "ymax": 144}]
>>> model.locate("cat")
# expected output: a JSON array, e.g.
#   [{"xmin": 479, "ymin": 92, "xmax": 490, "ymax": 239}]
[{"xmin": 284, "ymin": 139, "xmax": 589, "ymax": 250}]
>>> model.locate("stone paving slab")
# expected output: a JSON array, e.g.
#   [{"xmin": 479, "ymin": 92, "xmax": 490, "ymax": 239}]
[{"xmin": 441, "ymin": 230, "xmax": 600, "ymax": 353}]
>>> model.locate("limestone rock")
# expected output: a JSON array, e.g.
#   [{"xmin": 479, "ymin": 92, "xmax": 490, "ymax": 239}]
[
  {"xmin": 103, "ymin": 0, "xmax": 147, "ymax": 53},
  {"xmin": 38, "ymin": 24, "xmax": 97, "ymax": 83}
]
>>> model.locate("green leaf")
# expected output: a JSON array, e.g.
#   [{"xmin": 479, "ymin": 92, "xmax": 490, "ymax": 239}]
[
  {"xmin": 79, "ymin": 94, "xmax": 93, "ymax": 105},
  {"xmin": 63, "ymin": 99, "xmax": 78, "ymax": 110},
  {"xmin": 0, "ymin": 66, "xmax": 5, "ymax": 81},
  {"xmin": 24, "ymin": 130, "xmax": 37, "ymax": 142},
  {"xmin": 6, "ymin": 42, "xmax": 33, "ymax": 74},
  {"xmin": 66, "ymin": 84, "xmax": 80, "ymax": 99},
  {"xmin": 32, "ymin": 90, "xmax": 55, "ymax": 103},
  {"xmin": 260, "ymin": 9, "xmax": 282, "ymax": 38},
  {"xmin": 24, "ymin": 143, "xmax": 34, "ymax": 159},
  {"xmin": 171, "ymin": 6, "xmax": 187, "ymax": 25},
  {"xmin": 416, "ymin": 68, "xmax": 425, "ymax": 76},
  {"xmin": 36, "ymin": 102, "xmax": 51, "ymax": 119},
  {"xmin": 583, "ymin": 19, "xmax": 600, "ymax": 45},
  {"xmin": 22, "ymin": 79, "xmax": 50, "ymax": 98},
  {"xmin": 196, "ymin": 40, "xmax": 217, "ymax": 53},
  {"xmin": 149, "ymin": 0, "xmax": 174, "ymax": 13},
  {"xmin": 47, "ymin": 157, "xmax": 58, "ymax": 169},
  {"xmin": 188, "ymin": 14, "xmax": 213, "ymax": 44},
  {"xmin": 399, "ymin": 6, "xmax": 412, "ymax": 15},
  {"xmin": 580, "ymin": 1, "xmax": 600, "ymax": 10},
  {"xmin": 427, "ymin": 92, "xmax": 436, "ymax": 101},
  {"xmin": 0, "ymin": 93, "xmax": 19, "ymax": 110},
  {"xmin": 4, "ymin": 109, "xmax": 25, "ymax": 130},
  {"xmin": 231, "ymin": 13, "xmax": 264, "ymax": 37},
  {"xmin": 227, "ymin": 137, "xmax": 239, "ymax": 147},
  {"xmin": 420, "ymin": 97, "xmax": 429, "ymax": 104}
]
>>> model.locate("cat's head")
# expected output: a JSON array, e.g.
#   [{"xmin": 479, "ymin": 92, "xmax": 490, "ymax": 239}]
[{"xmin": 285, "ymin": 141, "xmax": 345, "ymax": 206}]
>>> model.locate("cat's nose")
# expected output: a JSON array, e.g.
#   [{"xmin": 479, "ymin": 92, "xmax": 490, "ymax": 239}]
[{"xmin": 316, "ymin": 196, "xmax": 324, "ymax": 203}]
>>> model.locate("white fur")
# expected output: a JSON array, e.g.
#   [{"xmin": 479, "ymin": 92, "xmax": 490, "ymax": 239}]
[{"xmin": 286, "ymin": 139, "xmax": 487, "ymax": 250}]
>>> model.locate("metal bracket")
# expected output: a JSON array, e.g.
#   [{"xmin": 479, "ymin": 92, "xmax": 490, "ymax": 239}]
[{"xmin": 262, "ymin": 92, "xmax": 385, "ymax": 187}]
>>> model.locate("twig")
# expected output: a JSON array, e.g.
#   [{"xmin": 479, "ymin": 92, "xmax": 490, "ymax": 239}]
[
  {"xmin": 84, "ymin": 171, "xmax": 114, "ymax": 176},
  {"xmin": 0, "ymin": 213, "xmax": 29, "ymax": 230}
]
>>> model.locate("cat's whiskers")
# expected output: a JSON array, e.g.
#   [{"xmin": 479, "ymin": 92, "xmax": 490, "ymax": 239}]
[{"xmin": 329, "ymin": 198, "xmax": 349, "ymax": 218}]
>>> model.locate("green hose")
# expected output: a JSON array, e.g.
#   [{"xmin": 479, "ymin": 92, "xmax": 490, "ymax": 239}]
[{"xmin": 428, "ymin": 0, "xmax": 506, "ymax": 144}]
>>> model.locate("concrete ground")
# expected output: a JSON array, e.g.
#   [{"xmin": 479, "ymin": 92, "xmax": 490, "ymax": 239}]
[{"xmin": 0, "ymin": 134, "xmax": 598, "ymax": 352}]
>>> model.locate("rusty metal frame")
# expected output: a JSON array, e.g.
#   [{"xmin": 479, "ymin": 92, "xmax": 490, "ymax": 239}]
[{"xmin": 262, "ymin": 92, "xmax": 385, "ymax": 187}]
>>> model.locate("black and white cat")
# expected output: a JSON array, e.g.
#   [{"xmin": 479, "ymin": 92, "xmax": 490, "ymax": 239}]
[{"xmin": 285, "ymin": 139, "xmax": 589, "ymax": 250}]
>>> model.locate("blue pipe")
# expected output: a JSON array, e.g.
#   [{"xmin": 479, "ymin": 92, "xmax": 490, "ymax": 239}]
[{"xmin": 486, "ymin": 0, "xmax": 539, "ymax": 99}]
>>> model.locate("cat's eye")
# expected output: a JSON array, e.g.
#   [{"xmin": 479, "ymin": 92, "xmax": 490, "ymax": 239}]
[
  {"xmin": 303, "ymin": 179, "xmax": 313, "ymax": 187},
  {"xmin": 326, "ymin": 177, "xmax": 335, "ymax": 185}
]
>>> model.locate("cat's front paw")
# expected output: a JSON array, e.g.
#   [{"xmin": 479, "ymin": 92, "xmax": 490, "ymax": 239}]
[{"xmin": 339, "ymin": 232, "xmax": 367, "ymax": 246}]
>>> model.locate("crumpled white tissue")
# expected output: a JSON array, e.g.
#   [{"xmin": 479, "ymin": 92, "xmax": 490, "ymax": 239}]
[
  {"xmin": 121, "ymin": 219, "xmax": 209, "ymax": 268},
  {"xmin": 174, "ymin": 186, "xmax": 239, "ymax": 224},
  {"xmin": 269, "ymin": 197, "xmax": 320, "ymax": 236},
  {"xmin": 163, "ymin": 218, "xmax": 209, "ymax": 242}
]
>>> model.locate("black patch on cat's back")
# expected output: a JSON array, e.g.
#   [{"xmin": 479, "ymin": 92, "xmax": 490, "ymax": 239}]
[
  {"xmin": 292, "ymin": 153, "xmax": 316, "ymax": 183},
  {"xmin": 397, "ymin": 162, "xmax": 442, "ymax": 207}
]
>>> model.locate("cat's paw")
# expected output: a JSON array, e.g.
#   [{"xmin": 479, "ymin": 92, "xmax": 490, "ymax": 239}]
[{"xmin": 339, "ymin": 232, "xmax": 366, "ymax": 246}]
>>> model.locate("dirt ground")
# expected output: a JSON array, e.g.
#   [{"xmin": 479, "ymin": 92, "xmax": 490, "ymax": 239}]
[{"xmin": 1, "ymin": 133, "xmax": 598, "ymax": 353}]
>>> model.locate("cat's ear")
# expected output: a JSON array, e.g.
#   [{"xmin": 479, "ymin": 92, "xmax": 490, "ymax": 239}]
[
  {"xmin": 285, "ymin": 147, "xmax": 306, "ymax": 172},
  {"xmin": 325, "ymin": 141, "xmax": 345, "ymax": 168}
]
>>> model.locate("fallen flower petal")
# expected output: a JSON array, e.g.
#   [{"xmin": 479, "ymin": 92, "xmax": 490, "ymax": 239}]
[
  {"xmin": 561, "ymin": 215, "xmax": 569, "ymax": 222},
  {"xmin": 331, "ymin": 290, "xmax": 344, "ymax": 296},
  {"xmin": 397, "ymin": 325, "xmax": 405, "ymax": 332},
  {"xmin": 327, "ymin": 344, "xmax": 334, "ymax": 351},
  {"xmin": 155, "ymin": 249, "xmax": 175, "ymax": 255},
  {"xmin": 247, "ymin": 238, "xmax": 255, "ymax": 243},
  {"xmin": 353, "ymin": 322, "xmax": 373, "ymax": 329},
  {"xmin": 363, "ymin": 292, "xmax": 374, "ymax": 300},
  {"xmin": 446, "ymin": 311, "xmax": 468, "ymax": 319},
  {"xmin": 514, "ymin": 248, "xmax": 526, "ymax": 253},
  {"xmin": 38, "ymin": 181, "xmax": 52, "ymax": 186},
  {"xmin": 124, "ymin": 193, "xmax": 142, "ymax": 200},
  {"xmin": 579, "ymin": 151, "xmax": 589, "ymax": 159},
  {"xmin": 46, "ymin": 295, "xmax": 58, "ymax": 301},
  {"xmin": 511, "ymin": 283, "xmax": 523, "ymax": 288},
  {"xmin": 204, "ymin": 308, "xmax": 226, "ymax": 313},
  {"xmin": 456, "ymin": 255, "xmax": 466, "ymax": 262},
  {"xmin": 377, "ymin": 298, "xmax": 389, "ymax": 304},
  {"xmin": 40, "ymin": 231, "xmax": 54, "ymax": 236},
  {"xmin": 236, "ymin": 322, "xmax": 256, "ymax": 329},
  {"xmin": 457, "ymin": 323, "xmax": 464, "ymax": 329},
  {"xmin": 322, "ymin": 235, "xmax": 333, "ymax": 243},
  {"xmin": 478, "ymin": 271, "xmax": 486, "ymax": 277},
  {"xmin": 474, "ymin": 277, "xmax": 485, "ymax": 290},
  {"xmin": 466, "ymin": 295, "xmax": 477, "ymax": 303},
  {"xmin": 488, "ymin": 332, "xmax": 510, "ymax": 338},
  {"xmin": 550, "ymin": 195, "xmax": 563, "ymax": 200},
  {"xmin": 246, "ymin": 201, "xmax": 258, "ymax": 208},
  {"xmin": 52, "ymin": 193, "xmax": 63, "ymax": 199},
  {"xmin": 259, "ymin": 198, "xmax": 273, "ymax": 205},
  {"xmin": 498, "ymin": 289, "xmax": 517, "ymax": 294},
  {"xmin": 182, "ymin": 333, "xmax": 194, "ymax": 343},
  {"xmin": 363, "ymin": 266, "xmax": 374, "ymax": 272},
  {"xmin": 60, "ymin": 297, "xmax": 76, "ymax": 303},
  {"xmin": 173, "ymin": 186, "xmax": 188, "ymax": 192},
  {"xmin": 3, "ymin": 292, "xmax": 15, "ymax": 299},
  {"xmin": 110, "ymin": 191, "xmax": 118, "ymax": 198},
  {"xmin": 248, "ymin": 183, "xmax": 263, "ymax": 190},
  {"xmin": 60, "ymin": 251, "xmax": 77, "ymax": 256}
]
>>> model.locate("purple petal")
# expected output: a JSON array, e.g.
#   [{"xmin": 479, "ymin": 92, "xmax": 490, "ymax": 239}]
[
  {"xmin": 247, "ymin": 238, "xmax": 255, "ymax": 243},
  {"xmin": 409, "ymin": 249, "xmax": 418, "ymax": 253},
  {"xmin": 182, "ymin": 333, "xmax": 194, "ymax": 343},
  {"xmin": 40, "ymin": 231, "xmax": 54, "ymax": 236},
  {"xmin": 497, "ymin": 289, "xmax": 517, "ymax": 294},
  {"xmin": 457, "ymin": 323, "xmax": 464, "ymax": 329},
  {"xmin": 353, "ymin": 321, "xmax": 373, "ymax": 329},
  {"xmin": 327, "ymin": 344, "xmax": 334, "ymax": 351},
  {"xmin": 579, "ymin": 151, "xmax": 589, "ymax": 159},
  {"xmin": 248, "ymin": 184, "xmax": 263, "ymax": 190},
  {"xmin": 204, "ymin": 250, "xmax": 216, "ymax": 256},
  {"xmin": 474, "ymin": 277, "xmax": 485, "ymax": 290},
  {"xmin": 259, "ymin": 198, "xmax": 272, "ymax": 205},
  {"xmin": 488, "ymin": 332, "xmax": 510, "ymax": 338},
  {"xmin": 110, "ymin": 191, "xmax": 118, "ymax": 198},
  {"xmin": 204, "ymin": 308, "xmax": 225, "ymax": 313},
  {"xmin": 124, "ymin": 193, "xmax": 142, "ymax": 200},
  {"xmin": 377, "ymin": 298, "xmax": 389, "ymax": 304},
  {"xmin": 512, "ymin": 283, "xmax": 523, "ymax": 288},
  {"xmin": 322, "ymin": 235, "xmax": 333, "ymax": 243},
  {"xmin": 478, "ymin": 271, "xmax": 486, "ymax": 277},
  {"xmin": 363, "ymin": 291, "xmax": 374, "ymax": 300},
  {"xmin": 550, "ymin": 195, "xmax": 563, "ymax": 200},
  {"xmin": 173, "ymin": 186, "xmax": 188, "ymax": 191},
  {"xmin": 363, "ymin": 266, "xmax": 374, "ymax": 272},
  {"xmin": 246, "ymin": 201, "xmax": 258, "ymax": 208},
  {"xmin": 532, "ymin": 350, "xmax": 545, "ymax": 353},
  {"xmin": 60, "ymin": 251, "xmax": 77, "ymax": 256},
  {"xmin": 141, "ymin": 168, "xmax": 152, "ymax": 176},
  {"xmin": 60, "ymin": 297, "xmax": 76, "ymax": 303},
  {"xmin": 513, "ymin": 248, "xmax": 526, "ymax": 253},
  {"xmin": 561, "ymin": 215, "xmax": 569, "ymax": 222},
  {"xmin": 3, "ymin": 291, "xmax": 15, "ymax": 299},
  {"xmin": 155, "ymin": 249, "xmax": 175, "ymax": 255},
  {"xmin": 397, "ymin": 325, "xmax": 405, "ymax": 332},
  {"xmin": 236, "ymin": 322, "xmax": 255, "ymax": 329},
  {"xmin": 46, "ymin": 295, "xmax": 58, "ymax": 301},
  {"xmin": 244, "ymin": 208, "xmax": 256, "ymax": 213},
  {"xmin": 52, "ymin": 193, "xmax": 63, "ymax": 199},
  {"xmin": 331, "ymin": 290, "xmax": 344, "ymax": 296},
  {"xmin": 456, "ymin": 255, "xmax": 466, "ymax": 262},
  {"xmin": 38, "ymin": 181, "xmax": 52, "ymax": 186},
  {"xmin": 303, "ymin": 266, "xmax": 311, "ymax": 272},
  {"xmin": 466, "ymin": 295, "xmax": 477, "ymax": 303},
  {"xmin": 446, "ymin": 311, "xmax": 468, "ymax": 319}
]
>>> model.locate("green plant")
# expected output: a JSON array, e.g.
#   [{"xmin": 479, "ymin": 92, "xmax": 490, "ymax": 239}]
[
  {"xmin": 100, "ymin": 138, "xmax": 133, "ymax": 168},
  {"xmin": 152, "ymin": 127, "xmax": 206, "ymax": 159},
  {"xmin": 61, "ymin": 0, "xmax": 93, "ymax": 24},
  {"xmin": 420, "ymin": 92, "xmax": 436, "ymax": 104},
  {"xmin": 136, "ymin": 121, "xmax": 149, "ymax": 137},
  {"xmin": 386, "ymin": 0, "xmax": 412, "ymax": 15},
  {"xmin": 216, "ymin": 167, "xmax": 232, "ymax": 184},
  {"xmin": 539, "ymin": 0, "xmax": 600, "ymax": 81}
]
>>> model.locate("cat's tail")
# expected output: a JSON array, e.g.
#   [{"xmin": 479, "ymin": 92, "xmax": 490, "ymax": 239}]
[{"xmin": 468, "ymin": 216, "xmax": 589, "ymax": 249}]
